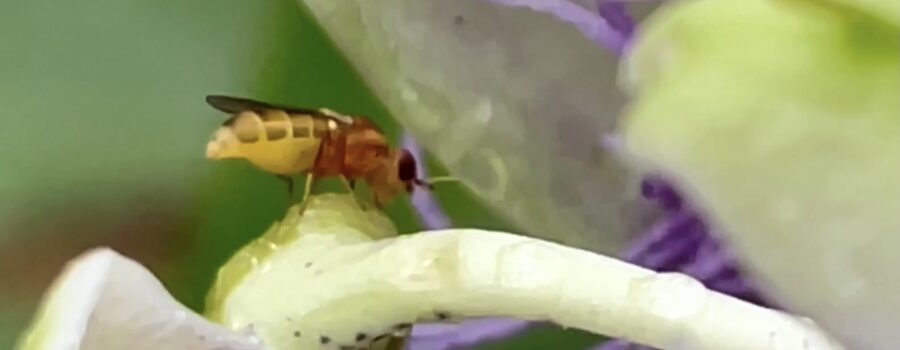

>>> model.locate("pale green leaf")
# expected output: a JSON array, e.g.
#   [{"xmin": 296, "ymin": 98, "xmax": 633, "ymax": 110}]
[{"xmin": 621, "ymin": 0, "xmax": 900, "ymax": 348}]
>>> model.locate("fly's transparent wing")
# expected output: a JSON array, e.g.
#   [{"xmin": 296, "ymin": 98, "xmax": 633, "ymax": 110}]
[{"xmin": 300, "ymin": 0, "xmax": 645, "ymax": 253}]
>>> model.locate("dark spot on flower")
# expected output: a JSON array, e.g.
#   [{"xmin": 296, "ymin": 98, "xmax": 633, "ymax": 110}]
[
  {"xmin": 293, "ymin": 331, "xmax": 301, "ymax": 338},
  {"xmin": 355, "ymin": 333, "xmax": 367, "ymax": 341},
  {"xmin": 304, "ymin": 262, "xmax": 313, "ymax": 268},
  {"xmin": 435, "ymin": 311, "xmax": 450, "ymax": 320},
  {"xmin": 454, "ymin": 15, "xmax": 464, "ymax": 25},
  {"xmin": 320, "ymin": 336, "xmax": 330, "ymax": 344}
]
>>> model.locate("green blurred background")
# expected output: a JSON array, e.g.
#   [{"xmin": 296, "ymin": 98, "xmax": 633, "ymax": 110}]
[{"xmin": 0, "ymin": 0, "xmax": 601, "ymax": 348}]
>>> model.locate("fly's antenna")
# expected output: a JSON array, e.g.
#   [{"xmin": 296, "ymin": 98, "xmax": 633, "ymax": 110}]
[
  {"xmin": 424, "ymin": 176, "xmax": 459, "ymax": 184},
  {"xmin": 412, "ymin": 176, "xmax": 460, "ymax": 191}
]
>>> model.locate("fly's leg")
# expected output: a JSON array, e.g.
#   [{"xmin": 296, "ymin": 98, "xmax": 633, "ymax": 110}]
[
  {"xmin": 371, "ymin": 191, "xmax": 385, "ymax": 211},
  {"xmin": 276, "ymin": 175, "xmax": 294, "ymax": 203},
  {"xmin": 297, "ymin": 173, "xmax": 316, "ymax": 215},
  {"xmin": 384, "ymin": 336, "xmax": 408, "ymax": 350},
  {"xmin": 339, "ymin": 176, "xmax": 371, "ymax": 211},
  {"xmin": 339, "ymin": 176, "xmax": 356, "ymax": 192},
  {"xmin": 299, "ymin": 127, "xmax": 330, "ymax": 216}
]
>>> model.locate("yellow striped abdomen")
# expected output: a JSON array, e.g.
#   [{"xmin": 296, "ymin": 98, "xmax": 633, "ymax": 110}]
[
  {"xmin": 206, "ymin": 110, "xmax": 333, "ymax": 176},
  {"xmin": 240, "ymin": 137, "xmax": 321, "ymax": 175}
]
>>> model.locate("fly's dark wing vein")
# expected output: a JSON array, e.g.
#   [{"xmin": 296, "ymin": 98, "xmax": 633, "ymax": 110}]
[{"xmin": 206, "ymin": 95, "xmax": 322, "ymax": 116}]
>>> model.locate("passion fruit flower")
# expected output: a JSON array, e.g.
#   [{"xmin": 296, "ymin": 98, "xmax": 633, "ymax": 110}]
[
  {"xmin": 627, "ymin": 177, "xmax": 774, "ymax": 310},
  {"xmin": 591, "ymin": 177, "xmax": 778, "ymax": 350},
  {"xmin": 301, "ymin": 0, "xmax": 897, "ymax": 348},
  {"xmin": 16, "ymin": 194, "xmax": 840, "ymax": 350},
  {"xmin": 394, "ymin": 1, "xmax": 773, "ymax": 348},
  {"xmin": 404, "ymin": 135, "xmax": 776, "ymax": 349},
  {"xmin": 300, "ymin": 0, "xmax": 647, "ymax": 258},
  {"xmin": 401, "ymin": 135, "xmax": 533, "ymax": 349},
  {"xmin": 15, "ymin": 0, "xmax": 892, "ymax": 349}
]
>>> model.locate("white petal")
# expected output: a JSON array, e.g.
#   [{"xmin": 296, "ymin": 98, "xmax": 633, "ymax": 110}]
[
  {"xmin": 217, "ymin": 223, "xmax": 844, "ymax": 350},
  {"xmin": 16, "ymin": 248, "xmax": 266, "ymax": 350},
  {"xmin": 206, "ymin": 194, "xmax": 841, "ymax": 350}
]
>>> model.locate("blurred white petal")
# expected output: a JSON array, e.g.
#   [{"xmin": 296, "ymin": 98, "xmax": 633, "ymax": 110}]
[
  {"xmin": 300, "ymin": 0, "xmax": 645, "ymax": 254},
  {"xmin": 620, "ymin": 0, "xmax": 900, "ymax": 348},
  {"xmin": 16, "ymin": 248, "xmax": 265, "ymax": 350}
]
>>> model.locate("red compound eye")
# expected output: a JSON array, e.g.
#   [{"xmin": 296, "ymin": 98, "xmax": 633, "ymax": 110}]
[{"xmin": 397, "ymin": 149, "xmax": 417, "ymax": 183}]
